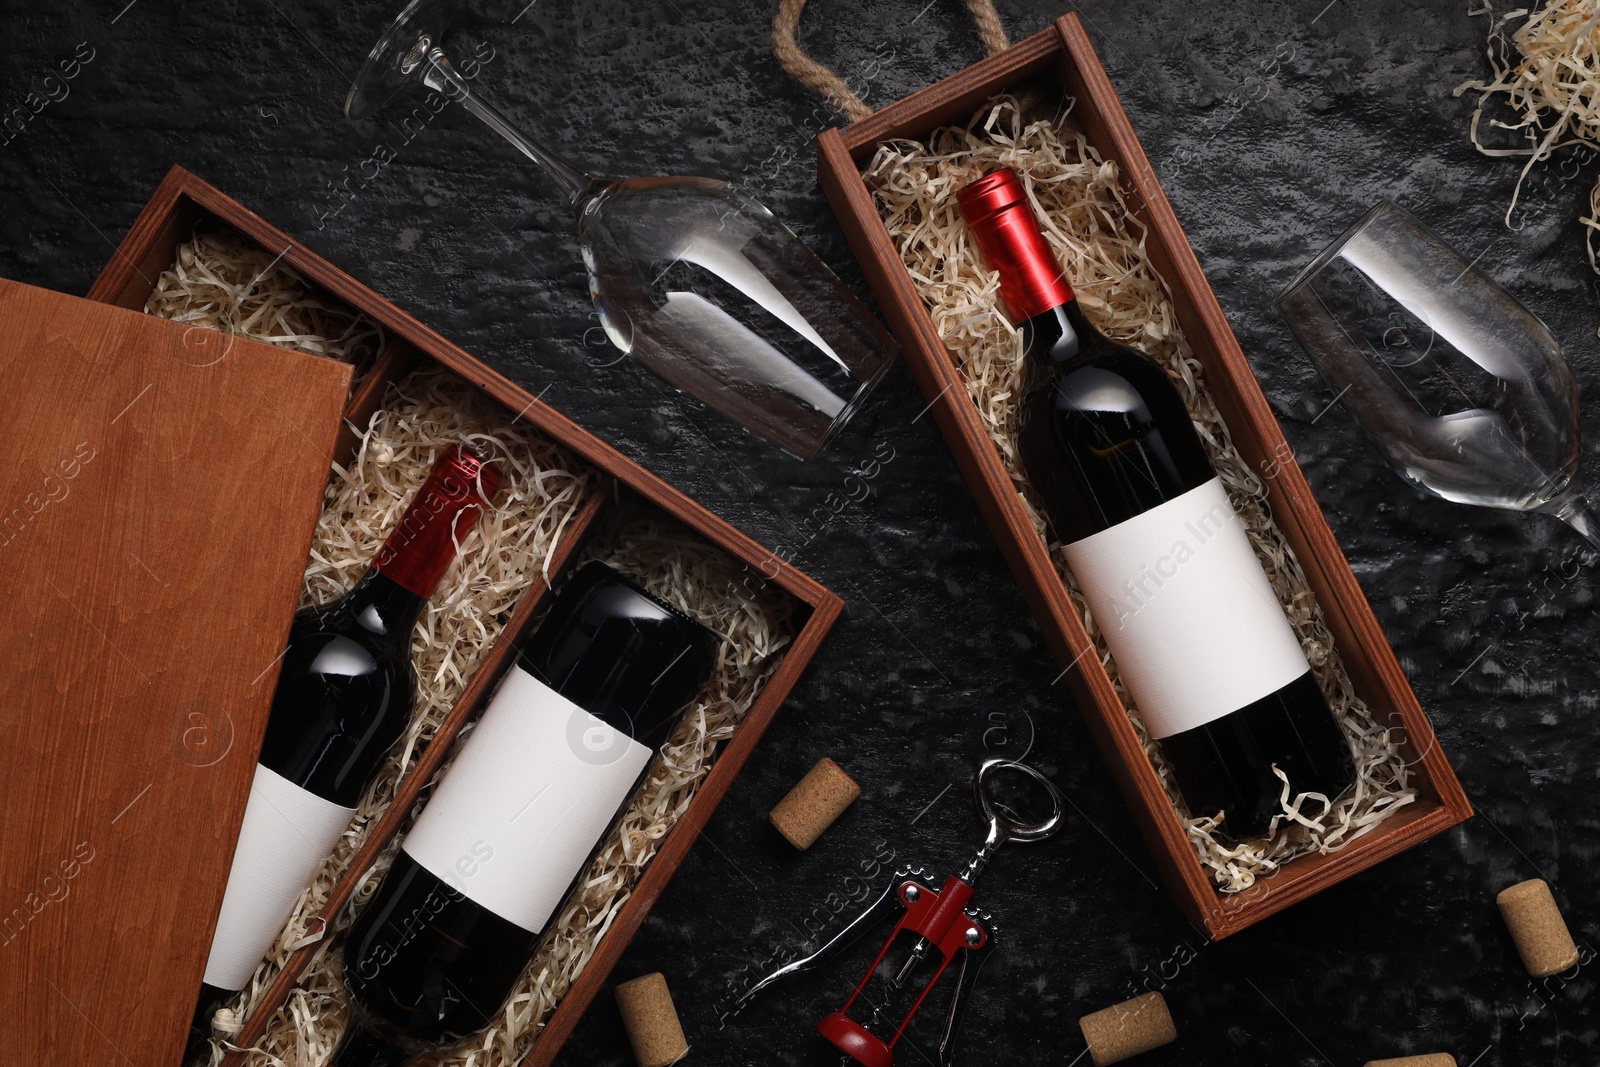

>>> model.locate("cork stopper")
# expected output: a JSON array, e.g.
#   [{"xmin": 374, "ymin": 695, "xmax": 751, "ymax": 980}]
[
  {"xmin": 769, "ymin": 757, "xmax": 860, "ymax": 850},
  {"xmin": 1363, "ymin": 1056, "xmax": 1457, "ymax": 1067},
  {"xmin": 1497, "ymin": 878, "xmax": 1580, "ymax": 977},
  {"xmin": 1078, "ymin": 991, "xmax": 1176, "ymax": 1066},
  {"xmin": 614, "ymin": 972, "xmax": 687, "ymax": 1067}
]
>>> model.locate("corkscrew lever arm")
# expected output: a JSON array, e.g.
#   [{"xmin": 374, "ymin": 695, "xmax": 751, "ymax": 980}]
[
  {"xmin": 936, "ymin": 927, "xmax": 994, "ymax": 1067},
  {"xmin": 735, "ymin": 865, "xmax": 934, "ymax": 1008}
]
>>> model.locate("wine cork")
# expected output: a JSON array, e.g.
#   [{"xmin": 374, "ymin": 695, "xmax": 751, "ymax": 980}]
[
  {"xmin": 769, "ymin": 758, "xmax": 860, "ymax": 850},
  {"xmin": 614, "ymin": 972, "xmax": 687, "ymax": 1067},
  {"xmin": 1497, "ymin": 878, "xmax": 1580, "ymax": 977},
  {"xmin": 1078, "ymin": 991, "xmax": 1176, "ymax": 1066},
  {"xmin": 1363, "ymin": 1056, "xmax": 1457, "ymax": 1067}
]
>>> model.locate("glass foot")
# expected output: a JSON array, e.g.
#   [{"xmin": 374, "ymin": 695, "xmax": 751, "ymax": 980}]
[{"xmin": 345, "ymin": 0, "xmax": 463, "ymax": 121}]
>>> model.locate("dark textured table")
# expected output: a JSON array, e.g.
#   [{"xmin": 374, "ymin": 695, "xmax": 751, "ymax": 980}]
[{"xmin": 3, "ymin": 1, "xmax": 1596, "ymax": 1064}]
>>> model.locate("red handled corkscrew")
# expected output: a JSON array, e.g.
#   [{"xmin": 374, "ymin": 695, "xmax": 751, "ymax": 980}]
[{"xmin": 737, "ymin": 758, "xmax": 1067, "ymax": 1066}]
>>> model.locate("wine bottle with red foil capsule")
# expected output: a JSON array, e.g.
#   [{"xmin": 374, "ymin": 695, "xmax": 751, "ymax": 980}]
[
  {"xmin": 324, "ymin": 560, "xmax": 718, "ymax": 1067},
  {"xmin": 957, "ymin": 168, "xmax": 1353, "ymax": 841},
  {"xmin": 186, "ymin": 446, "xmax": 501, "ymax": 1060}
]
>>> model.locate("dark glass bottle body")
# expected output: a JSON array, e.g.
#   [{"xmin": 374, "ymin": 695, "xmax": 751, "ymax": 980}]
[
  {"xmin": 1017, "ymin": 301, "xmax": 1353, "ymax": 840},
  {"xmin": 187, "ymin": 574, "xmax": 425, "ymax": 1059},
  {"xmin": 330, "ymin": 561, "xmax": 718, "ymax": 1067}
]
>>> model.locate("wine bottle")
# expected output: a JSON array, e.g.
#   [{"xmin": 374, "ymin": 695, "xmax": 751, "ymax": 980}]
[
  {"xmin": 326, "ymin": 560, "xmax": 718, "ymax": 1067},
  {"xmin": 187, "ymin": 446, "xmax": 501, "ymax": 1058},
  {"xmin": 957, "ymin": 167, "xmax": 1353, "ymax": 841}
]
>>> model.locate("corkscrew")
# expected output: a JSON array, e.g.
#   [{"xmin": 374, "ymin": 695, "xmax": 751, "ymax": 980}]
[{"xmin": 737, "ymin": 758, "xmax": 1067, "ymax": 1067}]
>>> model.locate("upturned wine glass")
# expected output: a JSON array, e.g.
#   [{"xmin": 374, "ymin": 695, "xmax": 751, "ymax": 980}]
[
  {"xmin": 1278, "ymin": 199, "xmax": 1600, "ymax": 550},
  {"xmin": 346, "ymin": 0, "xmax": 897, "ymax": 460}
]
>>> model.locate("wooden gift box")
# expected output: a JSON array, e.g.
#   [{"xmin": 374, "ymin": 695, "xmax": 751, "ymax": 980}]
[
  {"xmin": 89, "ymin": 165, "xmax": 843, "ymax": 1064},
  {"xmin": 814, "ymin": 16, "xmax": 1471, "ymax": 939}
]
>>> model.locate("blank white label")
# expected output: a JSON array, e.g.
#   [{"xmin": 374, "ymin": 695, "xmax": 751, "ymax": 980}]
[
  {"xmin": 1061, "ymin": 477, "xmax": 1310, "ymax": 739},
  {"xmin": 402, "ymin": 665, "xmax": 652, "ymax": 933},
  {"xmin": 203, "ymin": 764, "xmax": 356, "ymax": 990}
]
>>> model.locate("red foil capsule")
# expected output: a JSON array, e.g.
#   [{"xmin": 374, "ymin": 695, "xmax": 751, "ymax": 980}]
[
  {"xmin": 956, "ymin": 167, "xmax": 1075, "ymax": 324},
  {"xmin": 373, "ymin": 445, "xmax": 502, "ymax": 598}
]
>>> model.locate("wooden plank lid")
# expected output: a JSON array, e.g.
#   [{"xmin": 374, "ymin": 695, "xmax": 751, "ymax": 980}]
[{"xmin": 0, "ymin": 277, "xmax": 351, "ymax": 1066}]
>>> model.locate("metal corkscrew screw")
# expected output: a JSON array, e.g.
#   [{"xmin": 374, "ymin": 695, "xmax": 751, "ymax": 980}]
[{"xmin": 737, "ymin": 757, "xmax": 1067, "ymax": 1067}]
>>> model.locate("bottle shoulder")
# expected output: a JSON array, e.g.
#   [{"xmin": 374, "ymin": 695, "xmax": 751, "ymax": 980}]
[
  {"xmin": 1024, "ymin": 342, "xmax": 1186, "ymax": 425},
  {"xmin": 290, "ymin": 571, "xmax": 424, "ymax": 654},
  {"xmin": 1023, "ymin": 318, "xmax": 1165, "ymax": 377},
  {"xmin": 1050, "ymin": 343, "xmax": 1174, "ymax": 385},
  {"xmin": 1014, "ymin": 303, "xmax": 1216, "ymax": 538},
  {"xmin": 1023, "ymin": 302, "xmax": 1168, "ymax": 373},
  {"xmin": 519, "ymin": 561, "xmax": 718, "ymax": 743}
]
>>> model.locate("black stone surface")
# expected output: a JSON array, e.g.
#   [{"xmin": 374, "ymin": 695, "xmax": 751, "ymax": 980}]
[{"xmin": 3, "ymin": 1, "xmax": 1597, "ymax": 1065}]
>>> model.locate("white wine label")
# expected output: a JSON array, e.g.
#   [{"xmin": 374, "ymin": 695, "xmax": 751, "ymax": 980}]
[
  {"xmin": 402, "ymin": 665, "xmax": 652, "ymax": 933},
  {"xmin": 202, "ymin": 765, "xmax": 356, "ymax": 990},
  {"xmin": 1061, "ymin": 477, "xmax": 1310, "ymax": 739}
]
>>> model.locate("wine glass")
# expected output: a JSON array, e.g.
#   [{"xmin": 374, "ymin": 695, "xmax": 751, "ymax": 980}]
[
  {"xmin": 1277, "ymin": 199, "xmax": 1600, "ymax": 549},
  {"xmin": 345, "ymin": 0, "xmax": 896, "ymax": 461}
]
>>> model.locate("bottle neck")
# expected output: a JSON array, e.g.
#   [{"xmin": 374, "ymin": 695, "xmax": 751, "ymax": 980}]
[
  {"xmin": 326, "ymin": 1020, "xmax": 412, "ymax": 1067},
  {"xmin": 956, "ymin": 169, "xmax": 1075, "ymax": 323},
  {"xmin": 1021, "ymin": 300, "xmax": 1095, "ymax": 369},
  {"xmin": 370, "ymin": 498, "xmax": 478, "ymax": 600},
  {"xmin": 338, "ymin": 570, "xmax": 428, "ymax": 644},
  {"xmin": 371, "ymin": 447, "xmax": 501, "ymax": 599}
]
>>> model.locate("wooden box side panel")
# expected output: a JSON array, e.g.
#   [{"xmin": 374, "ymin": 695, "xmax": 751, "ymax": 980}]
[
  {"xmin": 334, "ymin": 336, "xmax": 418, "ymax": 464},
  {"xmin": 1213, "ymin": 802, "xmax": 1458, "ymax": 931},
  {"xmin": 86, "ymin": 166, "xmax": 205, "ymax": 311}
]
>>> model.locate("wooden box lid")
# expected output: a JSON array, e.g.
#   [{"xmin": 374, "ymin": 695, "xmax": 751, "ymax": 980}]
[{"xmin": 0, "ymin": 278, "xmax": 351, "ymax": 1065}]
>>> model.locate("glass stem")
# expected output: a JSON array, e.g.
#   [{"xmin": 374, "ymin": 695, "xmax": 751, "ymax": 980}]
[
  {"xmin": 420, "ymin": 48, "xmax": 597, "ymax": 205},
  {"xmin": 1545, "ymin": 486, "xmax": 1600, "ymax": 554}
]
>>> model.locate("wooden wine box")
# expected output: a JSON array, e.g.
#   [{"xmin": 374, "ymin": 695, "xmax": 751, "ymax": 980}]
[
  {"xmin": 76, "ymin": 165, "xmax": 843, "ymax": 1065},
  {"xmin": 815, "ymin": 14, "xmax": 1472, "ymax": 939}
]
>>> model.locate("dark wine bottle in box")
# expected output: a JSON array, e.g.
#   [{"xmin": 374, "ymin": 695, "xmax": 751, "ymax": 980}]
[
  {"xmin": 958, "ymin": 168, "xmax": 1353, "ymax": 841},
  {"xmin": 327, "ymin": 560, "xmax": 719, "ymax": 1067}
]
